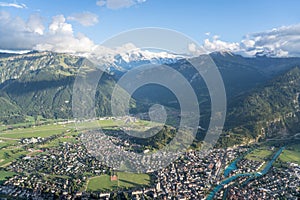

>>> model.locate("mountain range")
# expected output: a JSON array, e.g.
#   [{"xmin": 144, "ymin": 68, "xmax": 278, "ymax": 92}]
[
  {"xmin": 105, "ymin": 49, "xmax": 185, "ymax": 72},
  {"xmin": 1, "ymin": 50, "xmax": 300, "ymax": 146}
]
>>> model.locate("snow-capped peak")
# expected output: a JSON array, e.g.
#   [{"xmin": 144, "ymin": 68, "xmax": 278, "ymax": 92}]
[
  {"xmin": 118, "ymin": 49, "xmax": 184, "ymax": 62},
  {"xmin": 83, "ymin": 44, "xmax": 187, "ymax": 72},
  {"xmin": 108, "ymin": 49, "xmax": 186, "ymax": 71}
]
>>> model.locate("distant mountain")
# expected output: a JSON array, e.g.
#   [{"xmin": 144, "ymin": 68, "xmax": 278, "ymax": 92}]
[
  {"xmin": 1, "ymin": 51, "xmax": 300, "ymax": 147},
  {"xmin": 0, "ymin": 52, "xmax": 122, "ymax": 123},
  {"xmin": 132, "ymin": 51, "xmax": 300, "ymax": 109},
  {"xmin": 209, "ymin": 51, "xmax": 300, "ymax": 98},
  {"xmin": 219, "ymin": 67, "xmax": 300, "ymax": 146},
  {"xmin": 101, "ymin": 49, "xmax": 186, "ymax": 72},
  {"xmin": 118, "ymin": 52, "xmax": 300, "ymax": 145}
]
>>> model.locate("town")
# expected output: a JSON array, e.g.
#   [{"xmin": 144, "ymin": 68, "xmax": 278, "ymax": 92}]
[{"xmin": 0, "ymin": 125, "xmax": 299, "ymax": 200}]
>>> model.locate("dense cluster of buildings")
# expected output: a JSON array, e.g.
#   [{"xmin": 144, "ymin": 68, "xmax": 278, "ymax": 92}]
[
  {"xmin": 8, "ymin": 142, "xmax": 106, "ymax": 176},
  {"xmin": 226, "ymin": 164, "xmax": 300, "ymax": 199},
  {"xmin": 81, "ymin": 129, "xmax": 182, "ymax": 173},
  {"xmin": 152, "ymin": 148, "xmax": 248, "ymax": 199},
  {"xmin": 0, "ymin": 130, "xmax": 299, "ymax": 199},
  {"xmin": 1, "ymin": 142, "xmax": 108, "ymax": 199}
]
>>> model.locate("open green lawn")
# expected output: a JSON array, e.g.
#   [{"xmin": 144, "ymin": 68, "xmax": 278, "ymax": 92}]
[
  {"xmin": 99, "ymin": 119, "xmax": 119, "ymax": 127},
  {"xmin": 0, "ymin": 119, "xmax": 159, "ymax": 167},
  {"xmin": 0, "ymin": 140, "xmax": 18, "ymax": 149},
  {"xmin": 87, "ymin": 172, "xmax": 150, "ymax": 191},
  {"xmin": 0, "ymin": 148, "xmax": 28, "ymax": 166},
  {"xmin": 0, "ymin": 126, "xmax": 6, "ymax": 132},
  {"xmin": 0, "ymin": 124, "xmax": 71, "ymax": 139},
  {"xmin": 278, "ymin": 144, "xmax": 300, "ymax": 165},
  {"xmin": 0, "ymin": 116, "xmax": 55, "ymax": 129},
  {"xmin": 77, "ymin": 118, "xmax": 162, "ymax": 132},
  {"xmin": 1, "ymin": 118, "xmax": 159, "ymax": 139},
  {"xmin": 245, "ymin": 148, "xmax": 274, "ymax": 162},
  {"xmin": 87, "ymin": 175, "xmax": 117, "ymax": 191},
  {"xmin": 0, "ymin": 170, "xmax": 15, "ymax": 183},
  {"xmin": 76, "ymin": 119, "xmax": 127, "ymax": 130},
  {"xmin": 118, "ymin": 172, "xmax": 150, "ymax": 188},
  {"xmin": 0, "ymin": 123, "xmax": 79, "ymax": 165}
]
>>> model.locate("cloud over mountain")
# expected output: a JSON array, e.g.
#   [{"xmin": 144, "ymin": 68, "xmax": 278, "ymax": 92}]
[
  {"xmin": 202, "ymin": 35, "xmax": 240, "ymax": 53},
  {"xmin": 34, "ymin": 15, "xmax": 96, "ymax": 53},
  {"xmin": 202, "ymin": 24, "xmax": 300, "ymax": 57},
  {"xmin": 239, "ymin": 24, "xmax": 300, "ymax": 57},
  {"xmin": 0, "ymin": 11, "xmax": 42, "ymax": 50},
  {"xmin": 0, "ymin": 12, "xmax": 96, "ymax": 53},
  {"xmin": 1, "ymin": 7, "xmax": 300, "ymax": 58}
]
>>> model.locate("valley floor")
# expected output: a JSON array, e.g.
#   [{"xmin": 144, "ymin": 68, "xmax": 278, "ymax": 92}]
[{"xmin": 0, "ymin": 120, "xmax": 299, "ymax": 199}]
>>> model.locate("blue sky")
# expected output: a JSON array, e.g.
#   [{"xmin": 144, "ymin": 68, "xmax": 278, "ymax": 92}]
[{"xmin": 1, "ymin": 0, "xmax": 300, "ymax": 56}]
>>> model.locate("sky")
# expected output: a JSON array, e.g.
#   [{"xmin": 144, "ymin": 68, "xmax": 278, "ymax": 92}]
[{"xmin": 1, "ymin": 0, "xmax": 300, "ymax": 57}]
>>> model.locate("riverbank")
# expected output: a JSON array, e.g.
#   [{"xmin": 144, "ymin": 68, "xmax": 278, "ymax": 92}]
[{"xmin": 206, "ymin": 147, "xmax": 285, "ymax": 200}]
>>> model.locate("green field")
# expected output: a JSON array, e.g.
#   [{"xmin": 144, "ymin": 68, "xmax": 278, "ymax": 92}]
[
  {"xmin": 0, "ymin": 118, "xmax": 160, "ymax": 168},
  {"xmin": 245, "ymin": 148, "xmax": 274, "ymax": 162},
  {"xmin": 0, "ymin": 124, "xmax": 71, "ymax": 139},
  {"xmin": 0, "ymin": 119, "xmax": 120, "ymax": 166},
  {"xmin": 278, "ymin": 144, "xmax": 300, "ymax": 165},
  {"xmin": 87, "ymin": 172, "xmax": 150, "ymax": 191},
  {"xmin": 0, "ymin": 140, "xmax": 18, "ymax": 149},
  {"xmin": 0, "ymin": 122, "xmax": 76, "ymax": 166},
  {"xmin": 76, "ymin": 118, "xmax": 161, "ymax": 132},
  {"xmin": 0, "ymin": 118, "xmax": 153, "ymax": 191},
  {"xmin": 0, "ymin": 148, "xmax": 28, "ymax": 166},
  {"xmin": 0, "ymin": 170, "xmax": 15, "ymax": 183},
  {"xmin": 41, "ymin": 136, "xmax": 78, "ymax": 148},
  {"xmin": 0, "ymin": 116, "xmax": 56, "ymax": 130},
  {"xmin": 1, "ymin": 118, "xmax": 158, "ymax": 139}
]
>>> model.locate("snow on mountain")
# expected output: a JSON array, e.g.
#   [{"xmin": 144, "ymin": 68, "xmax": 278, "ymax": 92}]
[
  {"xmin": 111, "ymin": 49, "xmax": 186, "ymax": 71},
  {"xmin": 85, "ymin": 47, "xmax": 187, "ymax": 72}
]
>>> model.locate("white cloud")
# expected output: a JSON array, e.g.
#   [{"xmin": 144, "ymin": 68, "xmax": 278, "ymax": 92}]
[
  {"xmin": 187, "ymin": 43, "xmax": 206, "ymax": 56},
  {"xmin": 27, "ymin": 14, "xmax": 44, "ymax": 35},
  {"xmin": 2, "ymin": 8, "xmax": 300, "ymax": 58},
  {"xmin": 89, "ymin": 43, "xmax": 138, "ymax": 63},
  {"xmin": 49, "ymin": 15, "xmax": 73, "ymax": 34},
  {"xmin": 202, "ymin": 36, "xmax": 240, "ymax": 53},
  {"xmin": 67, "ymin": 12, "xmax": 99, "ymax": 26},
  {"xmin": 0, "ymin": 11, "xmax": 41, "ymax": 50},
  {"xmin": 34, "ymin": 15, "xmax": 97, "ymax": 53},
  {"xmin": 34, "ymin": 32, "xmax": 96, "ymax": 54},
  {"xmin": 0, "ymin": 49, "xmax": 30, "ymax": 54},
  {"xmin": 188, "ymin": 43, "xmax": 197, "ymax": 53},
  {"xmin": 0, "ymin": 1, "xmax": 27, "ymax": 9},
  {"xmin": 238, "ymin": 24, "xmax": 300, "ymax": 57},
  {"xmin": 202, "ymin": 24, "xmax": 300, "ymax": 57},
  {"xmin": 96, "ymin": 0, "xmax": 146, "ymax": 10},
  {"xmin": 0, "ymin": 12, "xmax": 96, "ymax": 53},
  {"xmin": 0, "ymin": 11, "xmax": 136, "ymax": 55}
]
